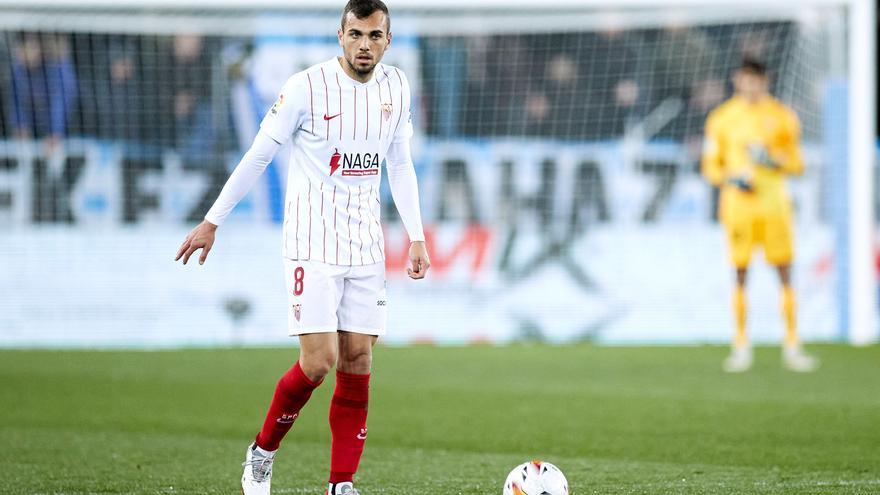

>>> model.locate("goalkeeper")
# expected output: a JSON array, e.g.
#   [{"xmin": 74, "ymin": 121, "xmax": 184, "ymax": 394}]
[{"xmin": 701, "ymin": 58, "xmax": 817, "ymax": 373}]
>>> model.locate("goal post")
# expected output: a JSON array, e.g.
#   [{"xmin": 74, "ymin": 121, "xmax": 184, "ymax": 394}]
[{"xmin": 846, "ymin": 0, "xmax": 876, "ymax": 345}]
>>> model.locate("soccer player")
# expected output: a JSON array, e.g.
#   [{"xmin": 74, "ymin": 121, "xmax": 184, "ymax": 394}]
[
  {"xmin": 701, "ymin": 58, "xmax": 817, "ymax": 373},
  {"xmin": 174, "ymin": 1, "xmax": 430, "ymax": 494}
]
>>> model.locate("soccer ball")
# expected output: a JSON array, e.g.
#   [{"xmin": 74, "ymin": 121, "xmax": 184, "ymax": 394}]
[{"xmin": 502, "ymin": 460, "xmax": 569, "ymax": 495}]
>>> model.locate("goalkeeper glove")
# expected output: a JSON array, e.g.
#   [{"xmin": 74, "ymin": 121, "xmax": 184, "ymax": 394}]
[
  {"xmin": 748, "ymin": 144, "xmax": 780, "ymax": 170},
  {"xmin": 727, "ymin": 176, "xmax": 754, "ymax": 193}
]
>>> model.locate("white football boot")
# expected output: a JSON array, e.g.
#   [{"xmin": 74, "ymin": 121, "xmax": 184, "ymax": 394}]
[
  {"xmin": 783, "ymin": 345, "xmax": 819, "ymax": 372},
  {"xmin": 723, "ymin": 345, "xmax": 753, "ymax": 373},
  {"xmin": 241, "ymin": 442, "xmax": 275, "ymax": 495},
  {"xmin": 327, "ymin": 482, "xmax": 360, "ymax": 495}
]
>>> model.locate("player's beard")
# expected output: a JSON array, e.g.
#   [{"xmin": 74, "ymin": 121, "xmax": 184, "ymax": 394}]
[{"xmin": 346, "ymin": 53, "xmax": 377, "ymax": 77}]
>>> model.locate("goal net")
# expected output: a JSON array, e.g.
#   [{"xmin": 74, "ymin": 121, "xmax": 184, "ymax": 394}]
[{"xmin": 0, "ymin": 0, "xmax": 873, "ymax": 346}]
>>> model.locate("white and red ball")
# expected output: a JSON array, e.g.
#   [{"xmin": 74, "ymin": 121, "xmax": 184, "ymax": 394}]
[{"xmin": 502, "ymin": 460, "xmax": 569, "ymax": 495}]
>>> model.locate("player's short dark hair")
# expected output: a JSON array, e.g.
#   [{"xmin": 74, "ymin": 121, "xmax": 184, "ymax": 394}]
[
  {"xmin": 341, "ymin": 0, "xmax": 390, "ymax": 32},
  {"xmin": 738, "ymin": 57, "xmax": 768, "ymax": 76}
]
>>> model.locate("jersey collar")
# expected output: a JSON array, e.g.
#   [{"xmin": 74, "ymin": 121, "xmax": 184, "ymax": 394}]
[
  {"xmin": 332, "ymin": 56, "xmax": 384, "ymax": 87},
  {"xmin": 733, "ymin": 94, "xmax": 772, "ymax": 107}
]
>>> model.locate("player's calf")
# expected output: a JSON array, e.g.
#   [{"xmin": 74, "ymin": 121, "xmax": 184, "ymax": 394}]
[
  {"xmin": 329, "ymin": 369, "xmax": 371, "ymax": 486},
  {"xmin": 255, "ymin": 361, "xmax": 324, "ymax": 451}
]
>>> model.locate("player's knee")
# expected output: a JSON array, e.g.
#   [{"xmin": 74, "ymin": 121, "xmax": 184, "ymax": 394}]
[
  {"xmin": 338, "ymin": 347, "xmax": 372, "ymax": 374},
  {"xmin": 299, "ymin": 351, "xmax": 337, "ymax": 381},
  {"xmin": 775, "ymin": 263, "xmax": 792, "ymax": 285}
]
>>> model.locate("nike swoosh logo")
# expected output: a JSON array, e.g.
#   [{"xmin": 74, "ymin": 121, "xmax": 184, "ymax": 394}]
[{"xmin": 323, "ymin": 113, "xmax": 342, "ymax": 121}]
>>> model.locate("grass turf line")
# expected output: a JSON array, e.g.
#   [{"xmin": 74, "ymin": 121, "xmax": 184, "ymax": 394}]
[{"xmin": 0, "ymin": 344, "xmax": 878, "ymax": 494}]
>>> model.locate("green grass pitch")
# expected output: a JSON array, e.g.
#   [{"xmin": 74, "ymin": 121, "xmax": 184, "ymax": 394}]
[{"xmin": 1, "ymin": 344, "xmax": 878, "ymax": 494}]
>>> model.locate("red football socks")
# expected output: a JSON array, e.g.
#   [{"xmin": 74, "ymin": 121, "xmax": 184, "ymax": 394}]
[
  {"xmin": 255, "ymin": 361, "xmax": 322, "ymax": 451},
  {"xmin": 328, "ymin": 370, "xmax": 371, "ymax": 484}
]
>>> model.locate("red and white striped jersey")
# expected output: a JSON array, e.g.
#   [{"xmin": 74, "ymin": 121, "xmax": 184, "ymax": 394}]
[{"xmin": 261, "ymin": 57, "xmax": 414, "ymax": 266}]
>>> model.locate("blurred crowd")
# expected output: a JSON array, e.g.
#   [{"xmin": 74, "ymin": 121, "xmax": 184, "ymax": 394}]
[
  {"xmin": 0, "ymin": 22, "xmax": 805, "ymax": 158},
  {"xmin": 422, "ymin": 22, "xmax": 806, "ymax": 146},
  {"xmin": 0, "ymin": 32, "xmax": 227, "ymax": 164}
]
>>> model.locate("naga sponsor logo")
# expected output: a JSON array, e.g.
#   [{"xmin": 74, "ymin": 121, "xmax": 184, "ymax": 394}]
[{"xmin": 329, "ymin": 148, "xmax": 380, "ymax": 177}]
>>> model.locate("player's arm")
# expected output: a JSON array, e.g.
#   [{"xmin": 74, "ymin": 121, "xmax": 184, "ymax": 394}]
[
  {"xmin": 387, "ymin": 72, "xmax": 429, "ymax": 280},
  {"xmin": 700, "ymin": 112, "xmax": 727, "ymax": 187},
  {"xmin": 176, "ymin": 76, "xmax": 304, "ymax": 265},
  {"xmin": 387, "ymin": 139, "xmax": 429, "ymax": 280},
  {"xmin": 774, "ymin": 108, "xmax": 805, "ymax": 176},
  {"xmin": 175, "ymin": 132, "xmax": 281, "ymax": 265},
  {"xmin": 748, "ymin": 108, "xmax": 804, "ymax": 175}
]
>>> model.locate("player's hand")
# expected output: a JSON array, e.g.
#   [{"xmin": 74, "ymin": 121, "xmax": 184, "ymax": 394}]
[
  {"xmin": 727, "ymin": 176, "xmax": 754, "ymax": 193},
  {"xmin": 175, "ymin": 220, "xmax": 218, "ymax": 265},
  {"xmin": 748, "ymin": 144, "xmax": 780, "ymax": 170},
  {"xmin": 406, "ymin": 241, "xmax": 431, "ymax": 280}
]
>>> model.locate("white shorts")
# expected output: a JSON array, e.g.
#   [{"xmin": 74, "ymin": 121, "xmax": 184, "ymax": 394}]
[{"xmin": 283, "ymin": 258, "xmax": 387, "ymax": 336}]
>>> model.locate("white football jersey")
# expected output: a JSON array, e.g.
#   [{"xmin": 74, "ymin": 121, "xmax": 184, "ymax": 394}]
[{"xmin": 261, "ymin": 57, "xmax": 413, "ymax": 266}]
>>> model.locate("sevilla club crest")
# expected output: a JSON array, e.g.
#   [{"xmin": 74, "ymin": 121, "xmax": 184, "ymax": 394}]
[{"xmin": 381, "ymin": 102, "xmax": 393, "ymax": 121}]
